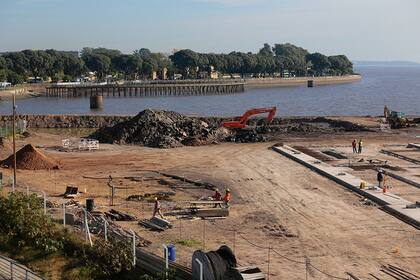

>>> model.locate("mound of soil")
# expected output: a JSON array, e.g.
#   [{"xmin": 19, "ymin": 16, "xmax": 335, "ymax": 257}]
[
  {"xmin": 90, "ymin": 109, "xmax": 229, "ymax": 148},
  {"xmin": 1, "ymin": 144, "xmax": 60, "ymax": 170}
]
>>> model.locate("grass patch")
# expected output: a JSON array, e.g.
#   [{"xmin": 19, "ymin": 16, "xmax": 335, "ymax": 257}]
[{"xmin": 175, "ymin": 239, "xmax": 202, "ymax": 247}]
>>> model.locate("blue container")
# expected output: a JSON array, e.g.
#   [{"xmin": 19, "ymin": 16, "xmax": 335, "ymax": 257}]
[{"xmin": 165, "ymin": 244, "xmax": 176, "ymax": 262}]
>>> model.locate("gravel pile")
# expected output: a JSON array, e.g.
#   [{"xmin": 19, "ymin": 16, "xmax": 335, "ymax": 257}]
[
  {"xmin": 1, "ymin": 144, "xmax": 60, "ymax": 170},
  {"xmin": 90, "ymin": 109, "xmax": 229, "ymax": 148}
]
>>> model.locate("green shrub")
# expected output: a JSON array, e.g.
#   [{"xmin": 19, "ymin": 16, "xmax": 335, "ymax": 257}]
[
  {"xmin": 83, "ymin": 237, "xmax": 134, "ymax": 279},
  {"xmin": 0, "ymin": 192, "xmax": 63, "ymax": 253}
]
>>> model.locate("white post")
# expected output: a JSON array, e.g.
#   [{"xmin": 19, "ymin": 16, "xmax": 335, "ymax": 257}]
[
  {"xmin": 130, "ymin": 229, "xmax": 136, "ymax": 266},
  {"xmin": 163, "ymin": 244, "xmax": 169, "ymax": 279},
  {"xmin": 101, "ymin": 216, "xmax": 108, "ymax": 241},
  {"xmin": 41, "ymin": 191, "xmax": 46, "ymax": 214},
  {"xmin": 82, "ymin": 208, "xmax": 93, "ymax": 246},
  {"xmin": 62, "ymin": 203, "xmax": 66, "ymax": 227},
  {"xmin": 26, "ymin": 185, "xmax": 29, "ymax": 195},
  {"xmin": 195, "ymin": 258, "xmax": 203, "ymax": 280}
]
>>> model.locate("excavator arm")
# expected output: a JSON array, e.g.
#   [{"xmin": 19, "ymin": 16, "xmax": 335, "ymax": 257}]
[{"xmin": 222, "ymin": 107, "xmax": 277, "ymax": 129}]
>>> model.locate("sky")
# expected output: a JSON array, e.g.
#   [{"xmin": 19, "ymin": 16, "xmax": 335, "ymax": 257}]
[{"xmin": 1, "ymin": 0, "xmax": 419, "ymax": 62}]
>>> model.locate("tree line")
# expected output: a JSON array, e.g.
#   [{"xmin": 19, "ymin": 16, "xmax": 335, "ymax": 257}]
[{"xmin": 0, "ymin": 43, "xmax": 353, "ymax": 84}]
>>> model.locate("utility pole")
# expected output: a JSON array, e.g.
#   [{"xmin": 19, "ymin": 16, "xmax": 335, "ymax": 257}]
[{"xmin": 12, "ymin": 94, "xmax": 17, "ymax": 191}]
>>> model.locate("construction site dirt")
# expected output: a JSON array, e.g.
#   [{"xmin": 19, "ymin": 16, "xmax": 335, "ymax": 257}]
[{"xmin": 1, "ymin": 116, "xmax": 419, "ymax": 279}]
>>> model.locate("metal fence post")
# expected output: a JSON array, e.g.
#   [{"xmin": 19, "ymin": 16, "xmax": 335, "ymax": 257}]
[
  {"xmin": 62, "ymin": 203, "xmax": 66, "ymax": 227},
  {"xmin": 101, "ymin": 216, "xmax": 108, "ymax": 241},
  {"xmin": 10, "ymin": 262, "xmax": 13, "ymax": 280},
  {"xmin": 82, "ymin": 208, "xmax": 93, "ymax": 246},
  {"xmin": 163, "ymin": 244, "xmax": 169, "ymax": 279},
  {"xmin": 41, "ymin": 191, "xmax": 46, "ymax": 214},
  {"xmin": 130, "ymin": 229, "xmax": 136, "ymax": 266},
  {"xmin": 195, "ymin": 258, "xmax": 203, "ymax": 280}
]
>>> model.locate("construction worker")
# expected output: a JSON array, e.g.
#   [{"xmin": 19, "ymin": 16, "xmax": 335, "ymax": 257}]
[
  {"xmin": 212, "ymin": 188, "xmax": 222, "ymax": 208},
  {"xmin": 358, "ymin": 139, "xmax": 363, "ymax": 154},
  {"xmin": 152, "ymin": 197, "xmax": 164, "ymax": 219},
  {"xmin": 223, "ymin": 189, "xmax": 232, "ymax": 208},
  {"xmin": 377, "ymin": 169, "xmax": 384, "ymax": 188},
  {"xmin": 352, "ymin": 139, "xmax": 357, "ymax": 153}
]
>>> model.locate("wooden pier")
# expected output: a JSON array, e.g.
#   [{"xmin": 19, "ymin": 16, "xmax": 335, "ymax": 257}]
[{"xmin": 45, "ymin": 81, "xmax": 245, "ymax": 98}]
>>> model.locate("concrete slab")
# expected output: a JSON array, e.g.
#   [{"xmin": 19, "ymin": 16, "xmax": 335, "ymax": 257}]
[{"xmin": 272, "ymin": 145, "xmax": 420, "ymax": 229}]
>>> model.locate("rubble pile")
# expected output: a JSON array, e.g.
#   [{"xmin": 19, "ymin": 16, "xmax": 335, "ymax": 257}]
[{"xmin": 90, "ymin": 109, "xmax": 229, "ymax": 148}]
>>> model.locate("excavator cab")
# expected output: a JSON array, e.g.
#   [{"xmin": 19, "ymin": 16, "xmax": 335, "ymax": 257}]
[{"xmin": 222, "ymin": 107, "xmax": 277, "ymax": 130}]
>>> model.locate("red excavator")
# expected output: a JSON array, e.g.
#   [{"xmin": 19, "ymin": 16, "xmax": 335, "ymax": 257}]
[{"xmin": 222, "ymin": 107, "xmax": 277, "ymax": 129}]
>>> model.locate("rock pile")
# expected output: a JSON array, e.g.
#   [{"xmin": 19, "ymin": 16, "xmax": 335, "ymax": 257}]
[
  {"xmin": 90, "ymin": 109, "xmax": 229, "ymax": 148},
  {"xmin": 1, "ymin": 144, "xmax": 60, "ymax": 170}
]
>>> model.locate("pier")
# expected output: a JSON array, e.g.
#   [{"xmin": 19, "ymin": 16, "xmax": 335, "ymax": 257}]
[{"xmin": 45, "ymin": 81, "xmax": 245, "ymax": 98}]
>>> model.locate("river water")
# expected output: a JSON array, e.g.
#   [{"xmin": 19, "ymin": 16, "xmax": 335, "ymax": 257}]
[{"xmin": 0, "ymin": 66, "xmax": 419, "ymax": 116}]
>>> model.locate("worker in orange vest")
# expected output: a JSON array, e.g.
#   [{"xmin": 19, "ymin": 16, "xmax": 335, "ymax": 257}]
[{"xmin": 223, "ymin": 189, "xmax": 232, "ymax": 208}]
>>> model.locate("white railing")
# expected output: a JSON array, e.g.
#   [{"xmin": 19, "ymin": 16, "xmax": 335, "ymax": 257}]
[{"xmin": 0, "ymin": 255, "xmax": 44, "ymax": 280}]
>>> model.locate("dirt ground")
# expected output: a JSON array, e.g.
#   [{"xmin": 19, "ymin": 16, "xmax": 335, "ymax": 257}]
[{"xmin": 1, "ymin": 121, "xmax": 420, "ymax": 279}]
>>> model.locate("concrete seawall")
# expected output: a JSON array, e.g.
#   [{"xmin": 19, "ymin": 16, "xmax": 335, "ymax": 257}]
[{"xmin": 245, "ymin": 74, "xmax": 361, "ymax": 89}]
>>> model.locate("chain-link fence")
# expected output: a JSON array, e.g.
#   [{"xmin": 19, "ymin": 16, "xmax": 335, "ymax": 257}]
[{"xmin": 0, "ymin": 120, "xmax": 27, "ymax": 138}]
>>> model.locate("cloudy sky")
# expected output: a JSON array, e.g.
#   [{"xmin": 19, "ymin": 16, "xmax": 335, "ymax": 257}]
[{"xmin": 1, "ymin": 0, "xmax": 419, "ymax": 62}]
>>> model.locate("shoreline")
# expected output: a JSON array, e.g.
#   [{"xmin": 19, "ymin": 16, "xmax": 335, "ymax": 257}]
[
  {"xmin": 0, "ymin": 75, "xmax": 361, "ymax": 101},
  {"xmin": 245, "ymin": 74, "xmax": 362, "ymax": 89}
]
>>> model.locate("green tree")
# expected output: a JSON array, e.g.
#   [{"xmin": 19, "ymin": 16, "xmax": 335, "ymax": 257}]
[
  {"xmin": 83, "ymin": 53, "xmax": 111, "ymax": 79},
  {"xmin": 306, "ymin": 52, "xmax": 331, "ymax": 75}
]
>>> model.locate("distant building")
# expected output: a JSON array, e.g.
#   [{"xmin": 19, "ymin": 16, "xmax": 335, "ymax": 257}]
[
  {"xmin": 0, "ymin": 81, "xmax": 12, "ymax": 88},
  {"xmin": 27, "ymin": 77, "xmax": 43, "ymax": 83}
]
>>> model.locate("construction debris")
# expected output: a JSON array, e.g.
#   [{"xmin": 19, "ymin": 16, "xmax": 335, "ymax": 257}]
[
  {"xmin": 86, "ymin": 212, "xmax": 151, "ymax": 247},
  {"xmin": 1, "ymin": 144, "xmax": 60, "ymax": 170},
  {"xmin": 105, "ymin": 209, "xmax": 137, "ymax": 221},
  {"xmin": 64, "ymin": 185, "xmax": 79, "ymax": 198},
  {"xmin": 90, "ymin": 109, "xmax": 229, "ymax": 148},
  {"xmin": 127, "ymin": 191, "xmax": 176, "ymax": 202},
  {"xmin": 139, "ymin": 216, "xmax": 173, "ymax": 231}
]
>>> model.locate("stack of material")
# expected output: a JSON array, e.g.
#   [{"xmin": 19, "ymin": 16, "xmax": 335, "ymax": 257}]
[
  {"xmin": 1, "ymin": 144, "xmax": 60, "ymax": 170},
  {"xmin": 191, "ymin": 207, "xmax": 230, "ymax": 218},
  {"xmin": 139, "ymin": 216, "xmax": 173, "ymax": 231},
  {"xmin": 127, "ymin": 191, "xmax": 176, "ymax": 201},
  {"xmin": 192, "ymin": 246, "xmax": 265, "ymax": 280},
  {"xmin": 90, "ymin": 109, "xmax": 229, "ymax": 148},
  {"xmin": 104, "ymin": 209, "xmax": 137, "ymax": 221}
]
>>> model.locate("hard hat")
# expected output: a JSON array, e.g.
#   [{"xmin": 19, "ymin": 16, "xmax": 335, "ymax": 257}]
[
  {"xmin": 154, "ymin": 197, "xmax": 158, "ymax": 201},
  {"xmin": 379, "ymin": 168, "xmax": 383, "ymax": 173},
  {"xmin": 226, "ymin": 188, "xmax": 230, "ymax": 192},
  {"xmin": 215, "ymin": 188, "xmax": 219, "ymax": 191}
]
